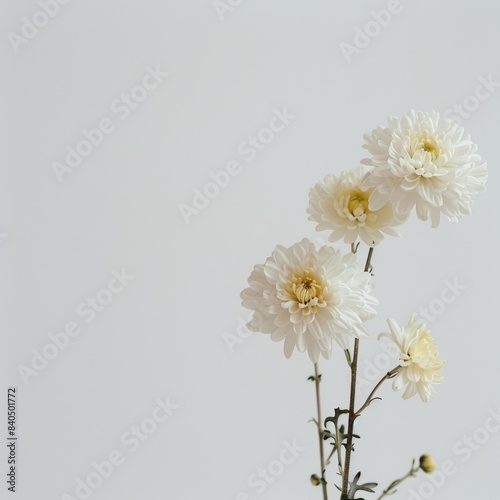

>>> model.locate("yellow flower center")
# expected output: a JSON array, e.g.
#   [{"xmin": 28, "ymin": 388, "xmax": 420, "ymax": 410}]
[
  {"xmin": 421, "ymin": 140, "xmax": 439, "ymax": 161},
  {"xmin": 288, "ymin": 270, "xmax": 324, "ymax": 305},
  {"xmin": 406, "ymin": 330, "xmax": 440, "ymax": 366},
  {"xmin": 347, "ymin": 188, "xmax": 370, "ymax": 217},
  {"xmin": 409, "ymin": 133, "xmax": 441, "ymax": 163}
]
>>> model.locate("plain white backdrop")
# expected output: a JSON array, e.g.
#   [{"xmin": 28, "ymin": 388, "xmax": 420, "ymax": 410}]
[{"xmin": 1, "ymin": 1, "xmax": 499, "ymax": 499}]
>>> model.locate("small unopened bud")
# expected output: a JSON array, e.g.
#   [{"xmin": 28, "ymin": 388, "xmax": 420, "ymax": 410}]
[
  {"xmin": 419, "ymin": 454, "xmax": 435, "ymax": 473},
  {"xmin": 310, "ymin": 474, "xmax": 321, "ymax": 486}
]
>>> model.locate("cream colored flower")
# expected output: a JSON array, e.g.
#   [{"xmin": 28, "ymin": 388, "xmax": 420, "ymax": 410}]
[
  {"xmin": 240, "ymin": 238, "xmax": 378, "ymax": 362},
  {"xmin": 379, "ymin": 316, "xmax": 445, "ymax": 402},
  {"xmin": 308, "ymin": 168, "xmax": 404, "ymax": 246},
  {"xmin": 361, "ymin": 110, "xmax": 487, "ymax": 227}
]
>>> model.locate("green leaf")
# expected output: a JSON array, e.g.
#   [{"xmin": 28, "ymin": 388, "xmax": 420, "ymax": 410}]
[
  {"xmin": 344, "ymin": 471, "xmax": 378, "ymax": 499},
  {"xmin": 344, "ymin": 349, "xmax": 352, "ymax": 366}
]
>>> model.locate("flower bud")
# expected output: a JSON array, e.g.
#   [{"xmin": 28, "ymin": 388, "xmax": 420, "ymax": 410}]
[
  {"xmin": 310, "ymin": 474, "xmax": 321, "ymax": 486},
  {"xmin": 419, "ymin": 454, "xmax": 435, "ymax": 473}
]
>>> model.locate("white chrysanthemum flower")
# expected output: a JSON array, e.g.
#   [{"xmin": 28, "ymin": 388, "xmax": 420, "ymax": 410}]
[
  {"xmin": 361, "ymin": 110, "xmax": 487, "ymax": 227},
  {"xmin": 379, "ymin": 316, "xmax": 445, "ymax": 402},
  {"xmin": 240, "ymin": 238, "xmax": 378, "ymax": 362},
  {"xmin": 308, "ymin": 168, "xmax": 404, "ymax": 246}
]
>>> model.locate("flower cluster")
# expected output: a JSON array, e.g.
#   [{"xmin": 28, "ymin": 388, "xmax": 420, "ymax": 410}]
[
  {"xmin": 239, "ymin": 110, "xmax": 486, "ymax": 500},
  {"xmin": 241, "ymin": 110, "xmax": 486, "ymax": 401}
]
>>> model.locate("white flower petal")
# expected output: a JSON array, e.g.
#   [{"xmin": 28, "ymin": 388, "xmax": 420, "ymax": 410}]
[{"xmin": 283, "ymin": 333, "xmax": 296, "ymax": 359}]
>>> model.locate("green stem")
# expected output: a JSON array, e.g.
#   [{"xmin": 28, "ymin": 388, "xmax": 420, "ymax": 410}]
[
  {"xmin": 314, "ymin": 363, "xmax": 328, "ymax": 500},
  {"xmin": 341, "ymin": 246, "xmax": 374, "ymax": 497},
  {"xmin": 341, "ymin": 338, "xmax": 359, "ymax": 496}
]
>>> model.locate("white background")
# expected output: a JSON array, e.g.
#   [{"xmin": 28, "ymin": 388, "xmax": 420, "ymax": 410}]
[{"xmin": 1, "ymin": 1, "xmax": 499, "ymax": 499}]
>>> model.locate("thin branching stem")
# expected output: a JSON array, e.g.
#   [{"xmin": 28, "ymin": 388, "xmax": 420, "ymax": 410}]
[
  {"xmin": 376, "ymin": 460, "xmax": 420, "ymax": 499},
  {"xmin": 355, "ymin": 366, "xmax": 400, "ymax": 416}
]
